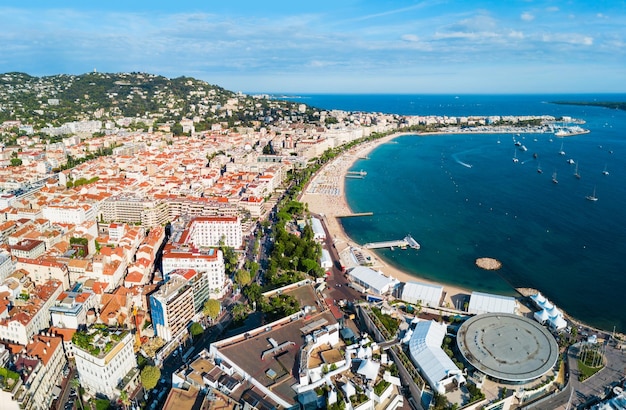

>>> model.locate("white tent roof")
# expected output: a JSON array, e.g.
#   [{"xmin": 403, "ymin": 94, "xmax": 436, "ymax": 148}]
[
  {"xmin": 357, "ymin": 359, "xmax": 380, "ymax": 380},
  {"xmin": 408, "ymin": 320, "xmax": 463, "ymax": 392},
  {"xmin": 401, "ymin": 281, "xmax": 444, "ymax": 307},
  {"xmin": 468, "ymin": 291, "xmax": 517, "ymax": 315},
  {"xmin": 531, "ymin": 292, "xmax": 546, "ymax": 304},
  {"xmin": 546, "ymin": 306, "xmax": 562, "ymax": 318},
  {"xmin": 550, "ymin": 315, "xmax": 567, "ymax": 330},
  {"xmin": 534, "ymin": 309, "xmax": 550, "ymax": 323}
]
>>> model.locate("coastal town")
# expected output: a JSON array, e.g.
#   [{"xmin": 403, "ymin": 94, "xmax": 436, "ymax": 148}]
[{"xmin": 0, "ymin": 72, "xmax": 624, "ymax": 410}]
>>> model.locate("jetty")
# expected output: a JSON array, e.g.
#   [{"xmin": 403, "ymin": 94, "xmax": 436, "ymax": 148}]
[
  {"xmin": 336, "ymin": 212, "xmax": 373, "ymax": 218},
  {"xmin": 363, "ymin": 234, "xmax": 420, "ymax": 250},
  {"xmin": 346, "ymin": 170, "xmax": 367, "ymax": 179}
]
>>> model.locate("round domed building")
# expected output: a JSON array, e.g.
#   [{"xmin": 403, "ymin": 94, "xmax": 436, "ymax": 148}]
[{"xmin": 456, "ymin": 313, "xmax": 559, "ymax": 384}]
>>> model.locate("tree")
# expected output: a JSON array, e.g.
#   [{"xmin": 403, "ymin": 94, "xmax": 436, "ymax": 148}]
[
  {"xmin": 190, "ymin": 322, "xmax": 204, "ymax": 339},
  {"xmin": 140, "ymin": 365, "xmax": 161, "ymax": 390},
  {"xmin": 235, "ymin": 269, "xmax": 251, "ymax": 287},
  {"xmin": 243, "ymin": 283, "xmax": 262, "ymax": 305},
  {"xmin": 70, "ymin": 377, "xmax": 85, "ymax": 410},
  {"xmin": 119, "ymin": 390, "xmax": 130, "ymax": 410},
  {"xmin": 203, "ymin": 299, "xmax": 221, "ymax": 320},
  {"xmin": 9, "ymin": 157, "xmax": 22, "ymax": 167},
  {"xmin": 171, "ymin": 122, "xmax": 184, "ymax": 135},
  {"xmin": 232, "ymin": 303, "xmax": 249, "ymax": 321}
]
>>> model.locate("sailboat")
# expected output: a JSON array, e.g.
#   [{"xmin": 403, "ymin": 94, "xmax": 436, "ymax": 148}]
[
  {"xmin": 602, "ymin": 164, "xmax": 609, "ymax": 175},
  {"xmin": 552, "ymin": 171, "xmax": 558, "ymax": 184},
  {"xmin": 558, "ymin": 142, "xmax": 565, "ymax": 156},
  {"xmin": 512, "ymin": 150, "xmax": 519, "ymax": 163},
  {"xmin": 586, "ymin": 186, "xmax": 598, "ymax": 201},
  {"xmin": 537, "ymin": 162, "xmax": 543, "ymax": 174},
  {"xmin": 574, "ymin": 162, "xmax": 581, "ymax": 179}
]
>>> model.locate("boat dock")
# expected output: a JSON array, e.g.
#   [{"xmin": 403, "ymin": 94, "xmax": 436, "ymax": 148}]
[
  {"xmin": 363, "ymin": 234, "xmax": 420, "ymax": 250},
  {"xmin": 346, "ymin": 170, "xmax": 367, "ymax": 178},
  {"xmin": 336, "ymin": 212, "xmax": 374, "ymax": 218}
]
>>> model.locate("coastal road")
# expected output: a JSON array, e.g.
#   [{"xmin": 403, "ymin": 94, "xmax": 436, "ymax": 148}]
[
  {"xmin": 312, "ymin": 212, "xmax": 363, "ymax": 302},
  {"xmin": 530, "ymin": 341, "xmax": 626, "ymax": 409}
]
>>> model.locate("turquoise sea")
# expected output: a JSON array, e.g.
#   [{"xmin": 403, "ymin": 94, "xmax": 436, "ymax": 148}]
[{"xmin": 285, "ymin": 94, "xmax": 626, "ymax": 333}]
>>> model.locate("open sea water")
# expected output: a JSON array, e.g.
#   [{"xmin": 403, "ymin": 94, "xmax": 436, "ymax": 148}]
[{"xmin": 285, "ymin": 94, "xmax": 626, "ymax": 333}]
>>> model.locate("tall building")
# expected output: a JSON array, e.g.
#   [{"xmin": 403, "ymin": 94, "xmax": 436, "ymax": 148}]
[
  {"xmin": 149, "ymin": 275, "xmax": 195, "ymax": 342},
  {"xmin": 100, "ymin": 195, "xmax": 169, "ymax": 228},
  {"xmin": 161, "ymin": 245, "xmax": 226, "ymax": 299},
  {"xmin": 13, "ymin": 334, "xmax": 66, "ymax": 410},
  {"xmin": 181, "ymin": 216, "xmax": 243, "ymax": 249},
  {"xmin": 73, "ymin": 327, "xmax": 139, "ymax": 399}
]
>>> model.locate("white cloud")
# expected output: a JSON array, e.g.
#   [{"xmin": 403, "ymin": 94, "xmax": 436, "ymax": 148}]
[
  {"xmin": 542, "ymin": 33, "xmax": 593, "ymax": 46},
  {"xmin": 546, "ymin": 7, "xmax": 559, "ymax": 13},
  {"xmin": 509, "ymin": 30, "xmax": 524, "ymax": 39},
  {"xmin": 401, "ymin": 34, "xmax": 420, "ymax": 42},
  {"xmin": 521, "ymin": 12, "xmax": 534, "ymax": 22}
]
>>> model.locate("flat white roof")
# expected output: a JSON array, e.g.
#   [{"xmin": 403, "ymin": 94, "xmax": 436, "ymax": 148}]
[
  {"xmin": 468, "ymin": 291, "xmax": 516, "ymax": 315},
  {"xmin": 348, "ymin": 266, "xmax": 397, "ymax": 294},
  {"xmin": 408, "ymin": 320, "xmax": 463, "ymax": 391},
  {"xmin": 320, "ymin": 249, "xmax": 332, "ymax": 264},
  {"xmin": 310, "ymin": 217, "xmax": 325, "ymax": 238},
  {"xmin": 401, "ymin": 281, "xmax": 443, "ymax": 307}
]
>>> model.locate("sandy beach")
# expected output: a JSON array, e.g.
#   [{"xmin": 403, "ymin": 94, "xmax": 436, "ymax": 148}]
[{"xmin": 300, "ymin": 132, "xmax": 473, "ymax": 309}]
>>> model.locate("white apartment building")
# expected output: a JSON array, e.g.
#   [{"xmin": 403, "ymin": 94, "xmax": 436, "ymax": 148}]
[
  {"xmin": 149, "ymin": 275, "xmax": 195, "ymax": 342},
  {"xmin": 42, "ymin": 204, "xmax": 93, "ymax": 224},
  {"xmin": 0, "ymin": 280, "xmax": 63, "ymax": 346},
  {"xmin": 10, "ymin": 239, "xmax": 46, "ymax": 259},
  {"xmin": 182, "ymin": 216, "xmax": 243, "ymax": 249},
  {"xmin": 0, "ymin": 251, "xmax": 15, "ymax": 281},
  {"xmin": 74, "ymin": 329, "xmax": 138, "ymax": 399},
  {"xmin": 50, "ymin": 291, "xmax": 96, "ymax": 329},
  {"xmin": 161, "ymin": 245, "xmax": 226, "ymax": 298},
  {"xmin": 100, "ymin": 195, "xmax": 169, "ymax": 228},
  {"xmin": 11, "ymin": 335, "xmax": 67, "ymax": 410}
]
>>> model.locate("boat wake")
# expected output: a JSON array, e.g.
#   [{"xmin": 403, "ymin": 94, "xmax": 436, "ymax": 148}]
[{"xmin": 451, "ymin": 153, "xmax": 473, "ymax": 168}]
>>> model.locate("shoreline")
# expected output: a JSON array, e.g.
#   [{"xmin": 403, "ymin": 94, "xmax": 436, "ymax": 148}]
[
  {"xmin": 300, "ymin": 131, "xmax": 474, "ymax": 309},
  {"xmin": 300, "ymin": 130, "xmax": 624, "ymax": 338}
]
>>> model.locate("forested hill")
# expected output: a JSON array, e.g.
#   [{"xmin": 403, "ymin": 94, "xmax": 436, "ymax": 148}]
[
  {"xmin": 0, "ymin": 71, "xmax": 311, "ymax": 129},
  {"xmin": 551, "ymin": 100, "xmax": 626, "ymax": 111}
]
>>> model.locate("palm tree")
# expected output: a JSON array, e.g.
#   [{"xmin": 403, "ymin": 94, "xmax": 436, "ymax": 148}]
[
  {"xmin": 70, "ymin": 377, "xmax": 85, "ymax": 410},
  {"xmin": 119, "ymin": 390, "xmax": 131, "ymax": 410}
]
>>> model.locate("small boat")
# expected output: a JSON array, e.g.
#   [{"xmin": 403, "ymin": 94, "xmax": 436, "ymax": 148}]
[
  {"xmin": 558, "ymin": 142, "xmax": 565, "ymax": 156},
  {"xmin": 602, "ymin": 164, "xmax": 609, "ymax": 175},
  {"xmin": 567, "ymin": 159, "xmax": 575, "ymax": 165},
  {"xmin": 574, "ymin": 162, "xmax": 580, "ymax": 179},
  {"xmin": 512, "ymin": 150, "xmax": 519, "ymax": 163},
  {"xmin": 537, "ymin": 162, "xmax": 543, "ymax": 174},
  {"xmin": 552, "ymin": 171, "xmax": 558, "ymax": 184},
  {"xmin": 533, "ymin": 152, "xmax": 538, "ymax": 159},
  {"xmin": 514, "ymin": 140, "xmax": 522, "ymax": 147},
  {"xmin": 519, "ymin": 145, "xmax": 528, "ymax": 152},
  {"xmin": 586, "ymin": 186, "xmax": 598, "ymax": 202}
]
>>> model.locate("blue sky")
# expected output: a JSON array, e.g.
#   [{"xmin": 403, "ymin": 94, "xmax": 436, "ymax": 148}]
[{"xmin": 1, "ymin": 1, "xmax": 625, "ymax": 94}]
